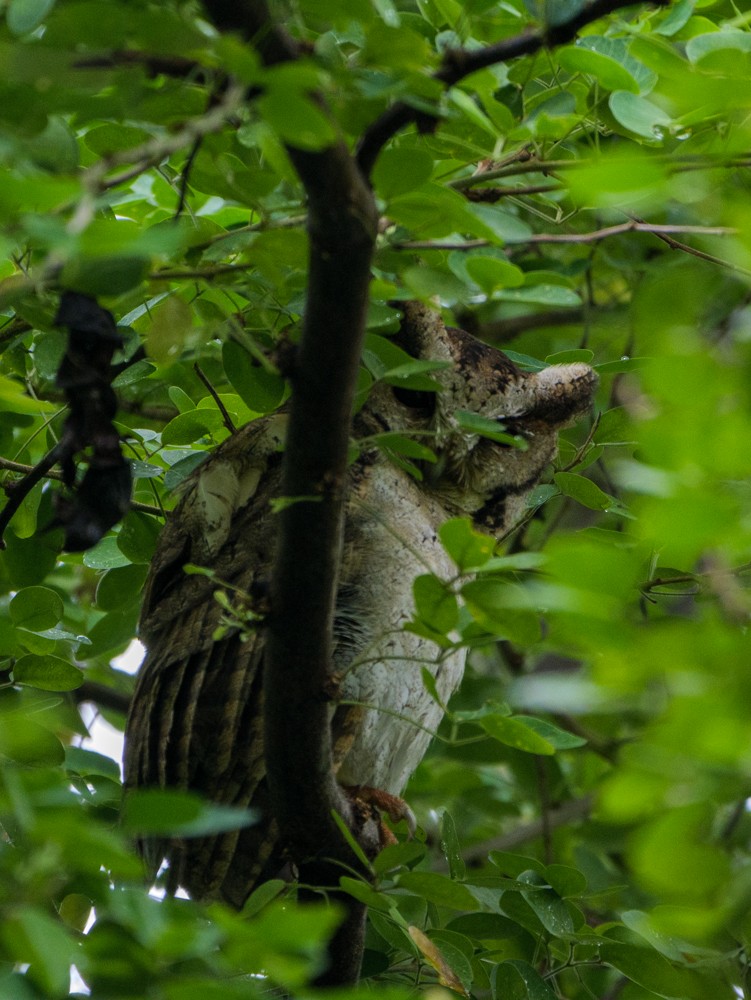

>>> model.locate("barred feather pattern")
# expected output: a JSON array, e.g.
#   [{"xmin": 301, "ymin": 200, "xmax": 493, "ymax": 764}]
[{"xmin": 124, "ymin": 305, "xmax": 597, "ymax": 907}]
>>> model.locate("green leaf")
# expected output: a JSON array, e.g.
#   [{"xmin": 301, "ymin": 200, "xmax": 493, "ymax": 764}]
[
  {"xmin": 2, "ymin": 522, "xmax": 60, "ymax": 587},
  {"xmin": 419, "ymin": 665, "xmax": 446, "ymax": 707},
  {"xmin": 241, "ymin": 878, "xmax": 286, "ymax": 917},
  {"xmin": 577, "ymin": 34, "xmax": 657, "ymax": 92},
  {"xmin": 465, "ymin": 256, "xmax": 524, "ymax": 293},
  {"xmin": 1, "ymin": 906, "xmax": 76, "ymax": 997},
  {"xmin": 80, "ymin": 607, "xmax": 139, "ymax": 660},
  {"xmin": 122, "ymin": 789, "xmax": 258, "ymax": 837},
  {"xmin": 557, "ymin": 44, "xmax": 640, "ymax": 92},
  {"xmin": 544, "ymin": 864, "xmax": 587, "ymax": 898},
  {"xmin": 363, "ymin": 332, "xmax": 449, "ymax": 390},
  {"xmin": 397, "ymin": 872, "xmax": 480, "ymax": 910},
  {"xmin": 0, "ymin": 713, "xmax": 64, "ymax": 765},
  {"xmin": 339, "ymin": 876, "xmax": 394, "ymax": 912},
  {"xmin": 686, "ymin": 29, "xmax": 751, "ymax": 66},
  {"xmin": 513, "ymin": 715, "xmax": 587, "ymax": 750},
  {"xmin": 565, "ymin": 152, "xmax": 668, "ymax": 211},
  {"xmin": 497, "ymin": 284, "xmax": 582, "ymax": 307},
  {"xmin": 461, "ymin": 579, "xmax": 541, "ymax": 644},
  {"xmin": 83, "ymin": 536, "xmax": 132, "ymax": 570},
  {"xmin": 95, "ymin": 564, "xmax": 149, "ymax": 611},
  {"xmin": 65, "ymin": 746, "xmax": 121, "ymax": 781},
  {"xmin": 7, "ymin": 0, "xmax": 56, "ymax": 35},
  {"xmin": 494, "ymin": 959, "xmax": 559, "ymax": 1000},
  {"xmin": 454, "ymin": 410, "xmax": 528, "ymax": 448},
  {"xmin": 373, "ymin": 146, "xmax": 434, "ymax": 199},
  {"xmin": 259, "ymin": 90, "xmax": 336, "ymax": 151},
  {"xmin": 222, "ymin": 340, "xmax": 286, "ymax": 415},
  {"xmin": 553, "ymin": 472, "xmax": 616, "ymax": 511},
  {"xmin": 24, "ymin": 116, "xmax": 78, "ymax": 173},
  {"xmin": 130, "ymin": 460, "xmax": 162, "ymax": 481},
  {"xmin": 116, "ymin": 512, "xmax": 161, "ymax": 564},
  {"xmin": 13, "ymin": 653, "xmax": 83, "ymax": 691},
  {"xmin": 85, "ymin": 124, "xmax": 153, "ymax": 155},
  {"xmin": 413, "ymin": 573, "xmax": 458, "ymax": 633},
  {"xmin": 503, "ymin": 350, "xmax": 548, "ymax": 372},
  {"xmin": 111, "ymin": 360, "xmax": 157, "ymax": 388},
  {"xmin": 518, "ymin": 871, "xmax": 575, "ymax": 936},
  {"xmin": 373, "ymin": 839, "xmax": 427, "ymax": 876},
  {"xmin": 145, "ymin": 296, "xmax": 193, "ymax": 364},
  {"xmin": 10, "ymin": 586, "xmax": 64, "ymax": 632},
  {"xmin": 439, "ymin": 517, "xmax": 496, "ymax": 571},
  {"xmin": 450, "ymin": 87, "xmax": 497, "ymax": 137},
  {"xmin": 609, "ymin": 91, "xmax": 672, "ymax": 139},
  {"xmin": 331, "ymin": 807, "xmax": 374, "ymax": 871},
  {"xmin": 440, "ymin": 811, "xmax": 466, "ymax": 881},
  {"xmin": 160, "ymin": 408, "xmax": 225, "ymax": 446},
  {"xmin": 60, "ymin": 256, "xmax": 150, "ymax": 296},
  {"xmin": 480, "ymin": 552, "xmax": 546, "ymax": 573},
  {"xmin": 402, "ymin": 265, "xmax": 469, "ymax": 304},
  {"xmin": 371, "ymin": 432, "xmax": 437, "ymax": 463},
  {"xmin": 382, "ymin": 359, "xmax": 447, "ymax": 391},
  {"xmin": 448, "ymin": 911, "xmax": 526, "ymax": 942},
  {"xmin": 168, "ymin": 386, "xmax": 196, "ymax": 413},
  {"xmin": 599, "ymin": 942, "xmax": 727, "ymax": 1000},
  {"xmin": 479, "ymin": 715, "xmax": 556, "ymax": 755}
]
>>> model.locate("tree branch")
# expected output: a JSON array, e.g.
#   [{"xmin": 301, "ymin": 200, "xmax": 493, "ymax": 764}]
[
  {"xmin": 450, "ymin": 152, "xmax": 751, "ymax": 189},
  {"xmin": 0, "ymin": 456, "xmax": 162, "ymax": 518},
  {"xmin": 74, "ymin": 680, "xmax": 132, "ymax": 716},
  {"xmin": 193, "ymin": 0, "xmax": 669, "ymax": 982},
  {"xmin": 201, "ymin": 0, "xmax": 381, "ymax": 983},
  {"xmin": 356, "ymin": 0, "xmax": 669, "ymax": 176},
  {"xmin": 74, "ymin": 51, "xmax": 204, "ymax": 78}
]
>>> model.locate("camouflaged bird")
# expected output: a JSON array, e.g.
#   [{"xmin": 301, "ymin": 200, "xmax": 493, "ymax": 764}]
[{"xmin": 124, "ymin": 302, "xmax": 597, "ymax": 907}]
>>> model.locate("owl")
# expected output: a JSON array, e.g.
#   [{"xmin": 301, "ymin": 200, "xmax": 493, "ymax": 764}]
[{"xmin": 124, "ymin": 302, "xmax": 597, "ymax": 907}]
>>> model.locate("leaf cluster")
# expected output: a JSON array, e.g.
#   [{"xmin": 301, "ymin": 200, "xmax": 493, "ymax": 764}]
[{"xmin": 1, "ymin": 0, "xmax": 751, "ymax": 996}]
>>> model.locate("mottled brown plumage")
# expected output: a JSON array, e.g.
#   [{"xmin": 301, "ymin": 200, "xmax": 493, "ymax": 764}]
[{"xmin": 124, "ymin": 303, "xmax": 597, "ymax": 907}]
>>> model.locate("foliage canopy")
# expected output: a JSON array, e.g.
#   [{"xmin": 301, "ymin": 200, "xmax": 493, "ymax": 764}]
[{"xmin": 1, "ymin": 0, "xmax": 751, "ymax": 996}]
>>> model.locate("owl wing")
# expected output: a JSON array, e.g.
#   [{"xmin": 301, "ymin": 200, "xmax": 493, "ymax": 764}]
[{"xmin": 125, "ymin": 418, "xmax": 287, "ymax": 906}]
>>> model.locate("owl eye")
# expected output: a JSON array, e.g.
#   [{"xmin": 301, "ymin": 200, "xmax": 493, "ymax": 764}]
[{"xmin": 392, "ymin": 385, "xmax": 436, "ymax": 416}]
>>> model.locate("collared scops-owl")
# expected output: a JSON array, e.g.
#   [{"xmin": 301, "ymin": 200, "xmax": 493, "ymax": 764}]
[{"xmin": 124, "ymin": 302, "xmax": 597, "ymax": 907}]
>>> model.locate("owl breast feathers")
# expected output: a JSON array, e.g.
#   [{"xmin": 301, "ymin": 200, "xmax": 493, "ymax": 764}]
[{"xmin": 124, "ymin": 303, "xmax": 597, "ymax": 907}]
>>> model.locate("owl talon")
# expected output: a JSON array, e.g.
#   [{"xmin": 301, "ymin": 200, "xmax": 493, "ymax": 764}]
[{"xmin": 344, "ymin": 784, "xmax": 416, "ymax": 841}]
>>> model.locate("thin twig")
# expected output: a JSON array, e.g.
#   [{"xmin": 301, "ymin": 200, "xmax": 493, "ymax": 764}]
[
  {"xmin": 395, "ymin": 221, "xmax": 736, "ymax": 251},
  {"xmin": 149, "ymin": 263, "xmax": 253, "ymax": 280},
  {"xmin": 73, "ymin": 51, "xmax": 204, "ymax": 78},
  {"xmin": 450, "ymin": 152, "xmax": 751, "ymax": 190},
  {"xmin": 465, "ymin": 183, "xmax": 561, "ymax": 201},
  {"xmin": 175, "ymin": 136, "xmax": 203, "ymax": 218},
  {"xmin": 451, "ymin": 158, "xmax": 578, "ymax": 188},
  {"xmin": 648, "ymin": 228, "xmax": 751, "ymax": 277},
  {"xmin": 194, "ymin": 363, "xmax": 237, "ymax": 433},
  {"xmin": 0, "ymin": 456, "xmax": 163, "ymax": 517}
]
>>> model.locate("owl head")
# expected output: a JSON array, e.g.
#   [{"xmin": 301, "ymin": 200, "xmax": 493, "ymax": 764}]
[{"xmin": 366, "ymin": 301, "xmax": 598, "ymax": 531}]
